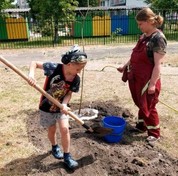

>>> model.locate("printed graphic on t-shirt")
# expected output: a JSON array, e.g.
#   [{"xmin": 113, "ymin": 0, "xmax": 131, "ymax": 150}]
[
  {"xmin": 146, "ymin": 31, "xmax": 167, "ymax": 61},
  {"xmin": 42, "ymin": 75, "xmax": 70, "ymax": 112},
  {"xmin": 40, "ymin": 63, "xmax": 80, "ymax": 113}
]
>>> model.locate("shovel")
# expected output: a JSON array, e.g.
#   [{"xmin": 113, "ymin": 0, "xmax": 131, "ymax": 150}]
[{"xmin": 0, "ymin": 56, "xmax": 113, "ymax": 136}]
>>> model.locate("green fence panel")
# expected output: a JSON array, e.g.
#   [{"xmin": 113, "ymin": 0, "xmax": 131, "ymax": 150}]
[
  {"xmin": 74, "ymin": 16, "xmax": 92, "ymax": 37},
  {"xmin": 0, "ymin": 17, "xmax": 8, "ymax": 40},
  {"xmin": 25, "ymin": 17, "xmax": 30, "ymax": 39},
  {"xmin": 128, "ymin": 14, "xmax": 141, "ymax": 35}
]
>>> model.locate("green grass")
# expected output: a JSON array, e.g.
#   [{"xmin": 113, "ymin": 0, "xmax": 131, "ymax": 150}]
[{"xmin": 0, "ymin": 34, "xmax": 151, "ymax": 49}]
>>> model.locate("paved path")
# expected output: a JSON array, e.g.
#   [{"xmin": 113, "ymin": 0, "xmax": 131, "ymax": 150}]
[{"xmin": 0, "ymin": 41, "xmax": 177, "ymax": 66}]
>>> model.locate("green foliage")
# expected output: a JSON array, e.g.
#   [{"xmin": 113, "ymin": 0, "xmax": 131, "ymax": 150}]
[
  {"xmin": 0, "ymin": 0, "xmax": 14, "ymax": 11},
  {"xmin": 144, "ymin": 0, "xmax": 178, "ymax": 9},
  {"xmin": 28, "ymin": 0, "xmax": 78, "ymax": 21},
  {"xmin": 27, "ymin": 0, "xmax": 79, "ymax": 43},
  {"xmin": 77, "ymin": 0, "xmax": 99, "ymax": 7},
  {"xmin": 41, "ymin": 21, "xmax": 53, "ymax": 37},
  {"xmin": 111, "ymin": 28, "xmax": 122, "ymax": 41}
]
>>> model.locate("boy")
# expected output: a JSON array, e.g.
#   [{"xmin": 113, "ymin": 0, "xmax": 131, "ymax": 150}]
[{"xmin": 28, "ymin": 45, "xmax": 87, "ymax": 169}]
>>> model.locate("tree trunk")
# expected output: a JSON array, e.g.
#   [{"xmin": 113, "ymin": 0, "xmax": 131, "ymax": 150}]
[
  {"xmin": 53, "ymin": 18, "xmax": 59, "ymax": 44},
  {"xmin": 160, "ymin": 10, "xmax": 166, "ymax": 31}
]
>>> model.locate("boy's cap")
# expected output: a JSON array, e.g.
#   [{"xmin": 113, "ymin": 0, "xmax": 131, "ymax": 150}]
[{"xmin": 61, "ymin": 44, "xmax": 87, "ymax": 64}]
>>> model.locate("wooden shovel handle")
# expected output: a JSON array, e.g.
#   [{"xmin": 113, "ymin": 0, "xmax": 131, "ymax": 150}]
[{"xmin": 0, "ymin": 56, "xmax": 92, "ymax": 130}]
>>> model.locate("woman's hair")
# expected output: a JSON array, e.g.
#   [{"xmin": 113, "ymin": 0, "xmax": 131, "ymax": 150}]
[{"xmin": 136, "ymin": 7, "xmax": 164, "ymax": 27}]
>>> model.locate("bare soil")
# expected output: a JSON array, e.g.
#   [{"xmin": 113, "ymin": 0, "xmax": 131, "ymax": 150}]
[{"xmin": 0, "ymin": 43, "xmax": 178, "ymax": 176}]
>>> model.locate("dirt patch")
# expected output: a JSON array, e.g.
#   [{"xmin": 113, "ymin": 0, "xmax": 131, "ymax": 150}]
[
  {"xmin": 1, "ymin": 101, "xmax": 178, "ymax": 176},
  {"xmin": 0, "ymin": 43, "xmax": 178, "ymax": 175}
]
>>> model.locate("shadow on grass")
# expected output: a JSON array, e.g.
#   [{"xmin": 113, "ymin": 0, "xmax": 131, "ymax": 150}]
[
  {"xmin": 0, "ymin": 100, "xmax": 149, "ymax": 175},
  {"xmin": 0, "ymin": 152, "xmax": 95, "ymax": 175}
]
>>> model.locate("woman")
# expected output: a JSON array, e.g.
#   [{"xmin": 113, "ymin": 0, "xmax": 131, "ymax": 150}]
[{"xmin": 117, "ymin": 8, "xmax": 167, "ymax": 143}]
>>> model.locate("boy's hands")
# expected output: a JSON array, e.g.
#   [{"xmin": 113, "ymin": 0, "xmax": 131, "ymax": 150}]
[
  {"xmin": 28, "ymin": 74, "xmax": 37, "ymax": 86},
  {"xmin": 61, "ymin": 104, "xmax": 71, "ymax": 115}
]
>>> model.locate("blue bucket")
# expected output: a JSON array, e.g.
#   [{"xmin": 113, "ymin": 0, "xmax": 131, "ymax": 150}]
[{"xmin": 102, "ymin": 116, "xmax": 126, "ymax": 143}]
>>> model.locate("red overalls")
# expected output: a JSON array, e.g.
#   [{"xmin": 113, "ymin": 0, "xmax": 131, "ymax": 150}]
[{"xmin": 128, "ymin": 36, "xmax": 161, "ymax": 138}]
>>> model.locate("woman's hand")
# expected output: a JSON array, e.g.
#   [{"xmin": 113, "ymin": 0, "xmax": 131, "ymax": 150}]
[
  {"xmin": 117, "ymin": 60, "xmax": 130, "ymax": 73},
  {"xmin": 117, "ymin": 66, "xmax": 125, "ymax": 73},
  {"xmin": 148, "ymin": 83, "xmax": 156, "ymax": 94}
]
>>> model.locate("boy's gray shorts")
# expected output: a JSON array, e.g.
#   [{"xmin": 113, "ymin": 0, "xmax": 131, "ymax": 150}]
[{"xmin": 39, "ymin": 110, "xmax": 69, "ymax": 128}]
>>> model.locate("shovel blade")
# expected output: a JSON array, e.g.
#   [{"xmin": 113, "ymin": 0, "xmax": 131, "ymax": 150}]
[{"xmin": 92, "ymin": 126, "xmax": 113, "ymax": 137}]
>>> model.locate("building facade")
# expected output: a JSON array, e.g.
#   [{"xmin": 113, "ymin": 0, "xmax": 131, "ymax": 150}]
[
  {"xmin": 100, "ymin": 0, "xmax": 147, "ymax": 8},
  {"xmin": 17, "ymin": 0, "xmax": 29, "ymax": 8}
]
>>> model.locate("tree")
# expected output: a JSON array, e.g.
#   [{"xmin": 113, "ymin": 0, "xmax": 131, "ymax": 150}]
[
  {"xmin": 144, "ymin": 0, "xmax": 178, "ymax": 9},
  {"xmin": 0, "ymin": 0, "xmax": 14, "ymax": 11},
  {"xmin": 144, "ymin": 0, "xmax": 178, "ymax": 30},
  {"xmin": 77, "ymin": 0, "xmax": 99, "ymax": 7},
  {"xmin": 27, "ymin": 0, "xmax": 79, "ymax": 43}
]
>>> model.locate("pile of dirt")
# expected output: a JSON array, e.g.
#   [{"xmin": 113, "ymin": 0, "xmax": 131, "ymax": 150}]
[{"xmin": 1, "ymin": 101, "xmax": 177, "ymax": 176}]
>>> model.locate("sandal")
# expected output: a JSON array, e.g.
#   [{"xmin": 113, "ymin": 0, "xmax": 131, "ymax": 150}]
[
  {"xmin": 64, "ymin": 154, "xmax": 78, "ymax": 169},
  {"xmin": 146, "ymin": 136, "xmax": 160, "ymax": 142},
  {"xmin": 51, "ymin": 145, "xmax": 63, "ymax": 159}
]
